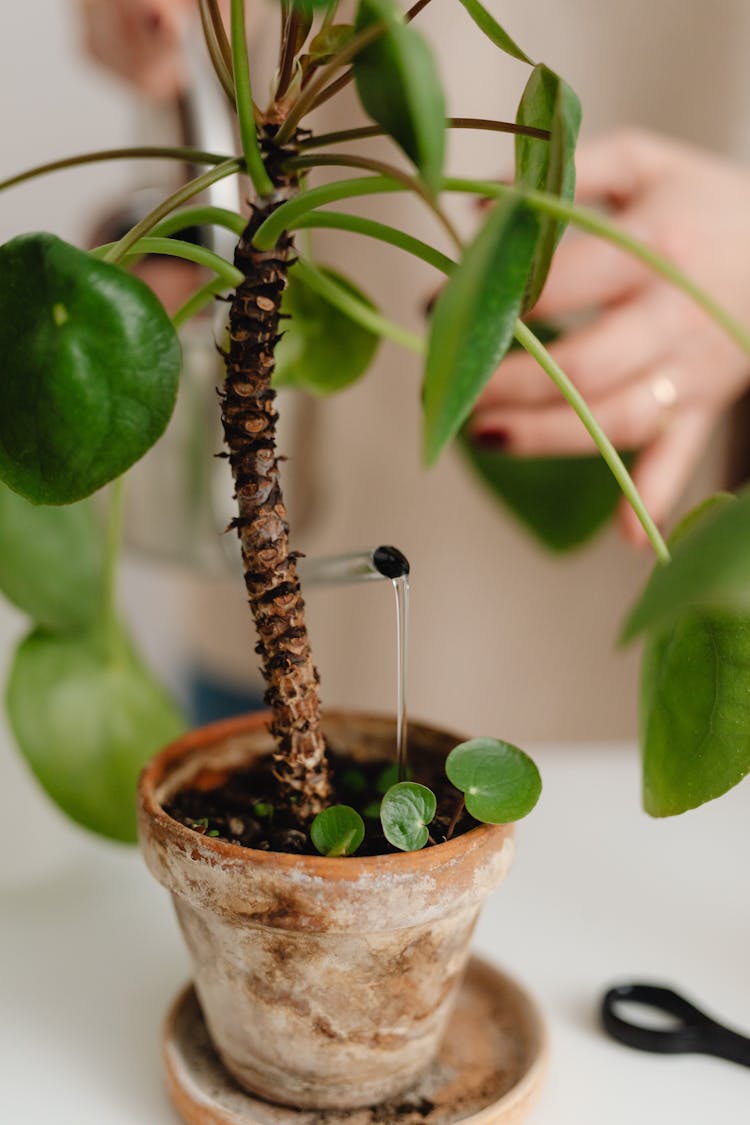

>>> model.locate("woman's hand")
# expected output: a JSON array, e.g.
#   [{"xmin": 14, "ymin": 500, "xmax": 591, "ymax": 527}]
[{"xmin": 470, "ymin": 128, "xmax": 750, "ymax": 545}]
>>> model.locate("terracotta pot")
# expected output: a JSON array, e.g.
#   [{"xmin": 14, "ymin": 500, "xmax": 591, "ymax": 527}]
[{"xmin": 138, "ymin": 711, "xmax": 515, "ymax": 1111}]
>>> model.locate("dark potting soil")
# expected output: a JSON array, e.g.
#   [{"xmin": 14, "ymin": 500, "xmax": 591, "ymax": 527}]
[{"xmin": 164, "ymin": 745, "xmax": 478, "ymax": 857}]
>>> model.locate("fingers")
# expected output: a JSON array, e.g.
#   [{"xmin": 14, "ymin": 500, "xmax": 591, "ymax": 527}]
[
  {"xmin": 476, "ymin": 294, "xmax": 669, "ymax": 411},
  {"xmin": 471, "ymin": 365, "xmax": 684, "ymax": 456},
  {"xmin": 532, "ymin": 225, "xmax": 652, "ymax": 319},
  {"xmin": 617, "ymin": 411, "xmax": 715, "ymax": 547},
  {"xmin": 572, "ymin": 128, "xmax": 679, "ymax": 204},
  {"xmin": 533, "ymin": 129, "xmax": 685, "ymax": 319}
]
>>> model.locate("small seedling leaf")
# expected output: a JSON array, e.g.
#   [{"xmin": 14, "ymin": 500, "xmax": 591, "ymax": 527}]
[
  {"xmin": 353, "ymin": 0, "xmax": 445, "ymax": 193},
  {"xmin": 274, "ymin": 265, "xmax": 379, "ymax": 394},
  {"xmin": 7, "ymin": 626, "xmax": 185, "ymax": 842},
  {"xmin": 445, "ymin": 738, "xmax": 541, "ymax": 823},
  {"xmin": 515, "ymin": 64, "xmax": 582, "ymax": 311},
  {"xmin": 311, "ymin": 805, "xmax": 366, "ymax": 856},
  {"xmin": 423, "ymin": 197, "xmax": 539, "ymax": 465},
  {"xmin": 0, "ymin": 233, "xmax": 181, "ymax": 504},
  {"xmin": 455, "ymin": 0, "xmax": 533, "ymax": 64},
  {"xmin": 380, "ymin": 782, "xmax": 436, "ymax": 851},
  {"xmin": 0, "ymin": 482, "xmax": 103, "ymax": 629}
]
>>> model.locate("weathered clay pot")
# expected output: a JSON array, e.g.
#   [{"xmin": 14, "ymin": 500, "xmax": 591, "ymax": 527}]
[{"xmin": 138, "ymin": 711, "xmax": 514, "ymax": 1111}]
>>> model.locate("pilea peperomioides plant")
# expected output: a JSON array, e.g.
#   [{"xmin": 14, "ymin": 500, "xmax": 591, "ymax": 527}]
[{"xmin": 2, "ymin": 0, "xmax": 750, "ymax": 848}]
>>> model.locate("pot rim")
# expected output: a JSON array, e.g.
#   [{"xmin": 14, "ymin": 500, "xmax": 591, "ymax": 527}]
[{"xmin": 138, "ymin": 709, "xmax": 511, "ymax": 880}]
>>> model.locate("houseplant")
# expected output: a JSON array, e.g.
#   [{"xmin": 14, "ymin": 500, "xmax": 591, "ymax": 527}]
[{"xmin": 2, "ymin": 0, "xmax": 750, "ymax": 1112}]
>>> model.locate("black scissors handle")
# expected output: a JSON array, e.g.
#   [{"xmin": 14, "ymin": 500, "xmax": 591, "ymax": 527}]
[{"xmin": 601, "ymin": 983, "xmax": 750, "ymax": 1068}]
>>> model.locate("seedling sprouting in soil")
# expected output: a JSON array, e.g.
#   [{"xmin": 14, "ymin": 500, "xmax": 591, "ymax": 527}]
[{"xmin": 311, "ymin": 805, "xmax": 366, "ymax": 856}]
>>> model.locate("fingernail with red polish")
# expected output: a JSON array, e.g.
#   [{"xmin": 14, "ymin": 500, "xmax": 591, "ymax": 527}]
[{"xmin": 473, "ymin": 431, "xmax": 510, "ymax": 452}]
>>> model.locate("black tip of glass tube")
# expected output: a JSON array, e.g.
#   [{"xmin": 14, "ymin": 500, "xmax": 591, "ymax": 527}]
[{"xmin": 373, "ymin": 545, "xmax": 410, "ymax": 579}]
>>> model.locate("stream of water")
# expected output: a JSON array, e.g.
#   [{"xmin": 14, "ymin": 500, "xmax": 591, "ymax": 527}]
[{"xmin": 299, "ymin": 545, "xmax": 410, "ymax": 779}]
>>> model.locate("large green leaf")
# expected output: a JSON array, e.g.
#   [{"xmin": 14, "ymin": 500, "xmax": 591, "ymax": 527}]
[
  {"xmin": 622, "ymin": 492, "xmax": 749, "ymax": 641},
  {"xmin": 515, "ymin": 65, "xmax": 581, "ymax": 310},
  {"xmin": 353, "ymin": 0, "xmax": 445, "ymax": 193},
  {"xmin": 423, "ymin": 198, "xmax": 539, "ymax": 465},
  {"xmin": 0, "ymin": 481, "xmax": 103, "ymax": 629},
  {"xmin": 460, "ymin": 437, "xmax": 634, "ymax": 552},
  {"xmin": 640, "ymin": 608, "xmax": 750, "ymax": 816},
  {"xmin": 274, "ymin": 266, "xmax": 379, "ymax": 394},
  {"xmin": 455, "ymin": 0, "xmax": 533, "ymax": 64},
  {"xmin": 0, "ymin": 233, "xmax": 181, "ymax": 505},
  {"xmin": 633, "ymin": 497, "xmax": 750, "ymax": 816},
  {"xmin": 7, "ymin": 627, "xmax": 185, "ymax": 842}
]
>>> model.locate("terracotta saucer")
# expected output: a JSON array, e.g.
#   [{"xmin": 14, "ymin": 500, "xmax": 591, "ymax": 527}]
[{"xmin": 163, "ymin": 956, "xmax": 548, "ymax": 1125}]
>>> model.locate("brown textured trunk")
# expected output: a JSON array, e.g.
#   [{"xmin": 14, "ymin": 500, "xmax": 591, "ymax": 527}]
[{"xmin": 220, "ymin": 196, "xmax": 330, "ymax": 819}]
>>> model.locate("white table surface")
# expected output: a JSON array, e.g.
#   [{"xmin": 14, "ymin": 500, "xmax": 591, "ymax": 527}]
[{"xmin": 2, "ymin": 741, "xmax": 749, "ymax": 1124}]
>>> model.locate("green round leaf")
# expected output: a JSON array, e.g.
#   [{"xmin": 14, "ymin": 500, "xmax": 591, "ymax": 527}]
[
  {"xmin": 354, "ymin": 0, "xmax": 445, "ymax": 193},
  {"xmin": 7, "ymin": 627, "xmax": 185, "ymax": 842},
  {"xmin": 0, "ymin": 481, "xmax": 102, "ymax": 629},
  {"xmin": 0, "ymin": 233, "xmax": 181, "ymax": 504},
  {"xmin": 311, "ymin": 805, "xmax": 365, "ymax": 856},
  {"xmin": 445, "ymin": 738, "xmax": 541, "ymax": 823},
  {"xmin": 380, "ymin": 781, "xmax": 436, "ymax": 851},
  {"xmin": 274, "ymin": 266, "xmax": 379, "ymax": 394}
]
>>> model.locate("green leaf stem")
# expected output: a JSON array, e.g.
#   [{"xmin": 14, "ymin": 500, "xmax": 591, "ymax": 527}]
[
  {"xmin": 274, "ymin": 265, "xmax": 380, "ymax": 393},
  {"xmin": 292, "ymin": 259, "xmax": 422, "ymax": 352}
]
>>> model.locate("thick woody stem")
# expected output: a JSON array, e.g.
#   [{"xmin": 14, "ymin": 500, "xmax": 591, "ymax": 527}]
[{"xmin": 221, "ymin": 198, "xmax": 331, "ymax": 819}]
